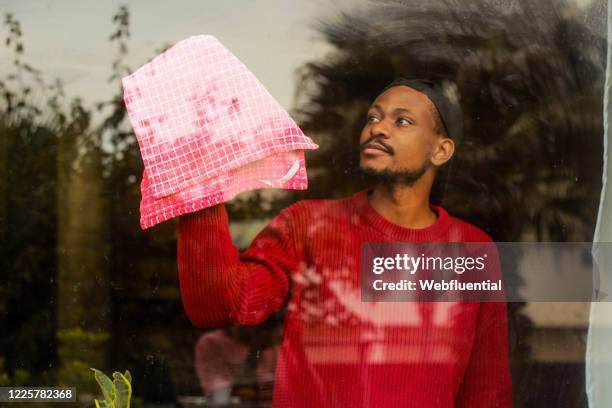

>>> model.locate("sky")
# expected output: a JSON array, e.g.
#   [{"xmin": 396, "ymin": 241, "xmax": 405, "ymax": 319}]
[
  {"xmin": 0, "ymin": 0, "xmax": 351, "ymax": 113},
  {"xmin": 0, "ymin": 0, "xmax": 603, "ymax": 117}
]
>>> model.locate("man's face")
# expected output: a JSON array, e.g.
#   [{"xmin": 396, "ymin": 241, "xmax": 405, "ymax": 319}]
[{"xmin": 359, "ymin": 85, "xmax": 444, "ymax": 186}]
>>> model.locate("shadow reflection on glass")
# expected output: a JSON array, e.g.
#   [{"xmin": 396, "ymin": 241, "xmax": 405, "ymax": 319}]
[
  {"xmin": 288, "ymin": 267, "xmax": 478, "ymax": 406},
  {"xmin": 195, "ymin": 326, "xmax": 279, "ymax": 406}
]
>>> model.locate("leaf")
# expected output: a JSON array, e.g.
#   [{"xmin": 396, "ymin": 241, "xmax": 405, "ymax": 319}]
[
  {"xmin": 123, "ymin": 370, "xmax": 132, "ymax": 384},
  {"xmin": 94, "ymin": 399, "xmax": 113, "ymax": 408},
  {"xmin": 90, "ymin": 368, "xmax": 114, "ymax": 403},
  {"xmin": 112, "ymin": 371, "xmax": 132, "ymax": 408},
  {"xmin": 96, "ymin": 400, "xmax": 112, "ymax": 408}
]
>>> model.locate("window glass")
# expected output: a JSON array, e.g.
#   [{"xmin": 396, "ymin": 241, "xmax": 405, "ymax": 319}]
[{"xmin": 0, "ymin": 1, "xmax": 606, "ymax": 407}]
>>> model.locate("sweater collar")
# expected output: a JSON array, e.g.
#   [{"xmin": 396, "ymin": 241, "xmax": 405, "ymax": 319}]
[{"xmin": 351, "ymin": 188, "xmax": 451, "ymax": 240}]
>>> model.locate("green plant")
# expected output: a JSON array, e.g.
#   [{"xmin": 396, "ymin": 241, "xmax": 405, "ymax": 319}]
[{"xmin": 90, "ymin": 368, "xmax": 132, "ymax": 408}]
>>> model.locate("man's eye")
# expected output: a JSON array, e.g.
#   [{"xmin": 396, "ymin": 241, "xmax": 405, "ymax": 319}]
[
  {"xmin": 397, "ymin": 117, "xmax": 412, "ymax": 126},
  {"xmin": 367, "ymin": 115, "xmax": 380, "ymax": 123}
]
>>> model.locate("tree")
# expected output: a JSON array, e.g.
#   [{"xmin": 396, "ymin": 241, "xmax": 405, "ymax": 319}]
[{"xmin": 292, "ymin": 0, "xmax": 603, "ymax": 405}]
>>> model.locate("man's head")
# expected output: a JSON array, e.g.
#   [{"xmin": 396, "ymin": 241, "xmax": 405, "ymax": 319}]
[{"xmin": 359, "ymin": 78, "xmax": 461, "ymax": 189}]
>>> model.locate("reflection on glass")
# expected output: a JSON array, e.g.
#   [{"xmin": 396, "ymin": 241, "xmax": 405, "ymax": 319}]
[{"xmin": 0, "ymin": 0, "xmax": 605, "ymax": 407}]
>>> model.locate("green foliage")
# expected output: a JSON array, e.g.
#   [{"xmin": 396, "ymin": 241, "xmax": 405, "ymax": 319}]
[
  {"xmin": 91, "ymin": 368, "xmax": 133, "ymax": 408},
  {"xmin": 0, "ymin": 358, "xmax": 50, "ymax": 408},
  {"xmin": 56, "ymin": 329, "xmax": 110, "ymax": 393},
  {"xmin": 1, "ymin": 5, "xmax": 179, "ymax": 405},
  {"xmin": 57, "ymin": 328, "xmax": 110, "ymax": 363},
  {"xmin": 57, "ymin": 360, "xmax": 95, "ymax": 395},
  {"xmin": 0, "ymin": 357, "xmax": 29, "ymax": 386}
]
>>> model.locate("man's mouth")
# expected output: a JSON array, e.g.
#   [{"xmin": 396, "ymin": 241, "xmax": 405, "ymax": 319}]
[{"xmin": 361, "ymin": 142, "xmax": 392, "ymax": 155}]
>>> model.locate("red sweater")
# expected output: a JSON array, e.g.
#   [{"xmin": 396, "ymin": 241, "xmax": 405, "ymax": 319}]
[{"xmin": 177, "ymin": 188, "xmax": 512, "ymax": 407}]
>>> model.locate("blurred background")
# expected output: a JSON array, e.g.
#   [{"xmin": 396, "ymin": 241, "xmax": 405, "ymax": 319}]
[{"xmin": 0, "ymin": 0, "xmax": 606, "ymax": 406}]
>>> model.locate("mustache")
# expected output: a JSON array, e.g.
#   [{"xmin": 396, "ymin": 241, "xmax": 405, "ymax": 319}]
[{"xmin": 360, "ymin": 137, "xmax": 394, "ymax": 155}]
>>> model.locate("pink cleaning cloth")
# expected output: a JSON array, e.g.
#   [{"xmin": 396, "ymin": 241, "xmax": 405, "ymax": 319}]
[
  {"xmin": 139, "ymin": 150, "xmax": 307, "ymax": 229},
  {"xmin": 122, "ymin": 35, "xmax": 319, "ymax": 229}
]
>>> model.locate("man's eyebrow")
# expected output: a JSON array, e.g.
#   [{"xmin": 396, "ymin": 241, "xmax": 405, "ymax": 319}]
[{"xmin": 370, "ymin": 104, "xmax": 416, "ymax": 117}]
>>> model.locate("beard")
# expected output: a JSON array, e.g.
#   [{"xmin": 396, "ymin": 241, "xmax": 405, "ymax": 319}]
[{"xmin": 358, "ymin": 158, "xmax": 432, "ymax": 187}]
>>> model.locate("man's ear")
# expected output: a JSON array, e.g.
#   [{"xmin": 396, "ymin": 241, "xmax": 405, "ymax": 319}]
[{"xmin": 431, "ymin": 137, "xmax": 455, "ymax": 166}]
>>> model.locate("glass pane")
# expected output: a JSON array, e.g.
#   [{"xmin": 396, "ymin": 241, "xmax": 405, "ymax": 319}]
[{"xmin": 0, "ymin": 1, "xmax": 606, "ymax": 407}]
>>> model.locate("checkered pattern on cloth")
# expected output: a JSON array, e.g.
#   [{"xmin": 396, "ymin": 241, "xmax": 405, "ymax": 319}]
[{"xmin": 122, "ymin": 35, "xmax": 318, "ymax": 229}]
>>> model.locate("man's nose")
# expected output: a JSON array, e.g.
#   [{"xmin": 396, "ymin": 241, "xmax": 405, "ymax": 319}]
[{"xmin": 370, "ymin": 120, "xmax": 390, "ymax": 138}]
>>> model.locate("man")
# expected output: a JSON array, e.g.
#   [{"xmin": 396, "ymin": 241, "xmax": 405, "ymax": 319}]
[{"xmin": 177, "ymin": 78, "xmax": 512, "ymax": 407}]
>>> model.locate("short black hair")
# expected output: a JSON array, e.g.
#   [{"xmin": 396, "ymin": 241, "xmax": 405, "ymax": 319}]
[{"xmin": 379, "ymin": 78, "xmax": 462, "ymax": 143}]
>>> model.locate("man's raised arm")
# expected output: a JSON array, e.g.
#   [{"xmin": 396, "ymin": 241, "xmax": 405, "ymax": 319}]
[{"xmin": 177, "ymin": 203, "xmax": 300, "ymax": 328}]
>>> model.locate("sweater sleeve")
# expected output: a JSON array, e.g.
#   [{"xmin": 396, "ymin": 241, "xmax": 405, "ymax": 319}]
[
  {"xmin": 454, "ymin": 301, "xmax": 513, "ymax": 407},
  {"xmin": 455, "ymin": 239, "xmax": 513, "ymax": 407},
  {"xmin": 177, "ymin": 204, "xmax": 300, "ymax": 328}
]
